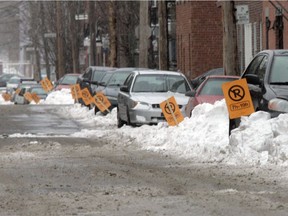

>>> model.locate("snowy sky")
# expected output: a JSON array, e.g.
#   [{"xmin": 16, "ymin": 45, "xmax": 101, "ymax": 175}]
[{"xmin": 1, "ymin": 88, "xmax": 288, "ymax": 166}]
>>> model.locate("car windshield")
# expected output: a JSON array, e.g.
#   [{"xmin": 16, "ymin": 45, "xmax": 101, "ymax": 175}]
[
  {"xmin": 99, "ymin": 73, "xmax": 113, "ymax": 86},
  {"xmin": 61, "ymin": 75, "xmax": 78, "ymax": 85},
  {"xmin": 107, "ymin": 72, "xmax": 131, "ymax": 87},
  {"xmin": 199, "ymin": 78, "xmax": 236, "ymax": 96},
  {"xmin": 269, "ymin": 56, "xmax": 288, "ymax": 84},
  {"xmin": 92, "ymin": 71, "xmax": 106, "ymax": 82},
  {"xmin": 30, "ymin": 87, "xmax": 46, "ymax": 95},
  {"xmin": 9, "ymin": 77, "xmax": 20, "ymax": 84},
  {"xmin": 132, "ymin": 74, "xmax": 190, "ymax": 93}
]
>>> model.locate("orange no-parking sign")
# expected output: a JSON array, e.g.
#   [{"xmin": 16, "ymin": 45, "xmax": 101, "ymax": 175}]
[
  {"xmin": 70, "ymin": 84, "xmax": 81, "ymax": 99},
  {"xmin": 222, "ymin": 78, "xmax": 254, "ymax": 119},
  {"xmin": 93, "ymin": 92, "xmax": 111, "ymax": 113},
  {"xmin": 40, "ymin": 77, "xmax": 53, "ymax": 93},
  {"xmin": 160, "ymin": 96, "xmax": 184, "ymax": 126},
  {"xmin": 80, "ymin": 88, "xmax": 93, "ymax": 106}
]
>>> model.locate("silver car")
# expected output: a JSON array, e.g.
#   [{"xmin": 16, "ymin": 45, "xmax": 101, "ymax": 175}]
[{"xmin": 117, "ymin": 70, "xmax": 193, "ymax": 127}]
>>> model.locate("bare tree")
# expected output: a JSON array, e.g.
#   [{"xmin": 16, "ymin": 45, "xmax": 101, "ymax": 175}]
[{"xmin": 108, "ymin": 0, "xmax": 117, "ymax": 67}]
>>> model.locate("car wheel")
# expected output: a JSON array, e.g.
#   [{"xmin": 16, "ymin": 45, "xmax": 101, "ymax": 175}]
[
  {"xmin": 126, "ymin": 106, "xmax": 131, "ymax": 126},
  {"xmin": 117, "ymin": 107, "xmax": 125, "ymax": 128},
  {"xmin": 94, "ymin": 106, "xmax": 99, "ymax": 115}
]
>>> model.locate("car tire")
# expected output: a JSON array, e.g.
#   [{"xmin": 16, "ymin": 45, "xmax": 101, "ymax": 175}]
[
  {"xmin": 117, "ymin": 107, "xmax": 125, "ymax": 128},
  {"xmin": 94, "ymin": 106, "xmax": 99, "ymax": 115},
  {"xmin": 126, "ymin": 106, "xmax": 132, "ymax": 126}
]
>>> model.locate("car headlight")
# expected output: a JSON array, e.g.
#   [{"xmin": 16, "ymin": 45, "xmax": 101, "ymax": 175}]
[
  {"xmin": 268, "ymin": 98, "xmax": 288, "ymax": 113},
  {"xmin": 130, "ymin": 100, "xmax": 150, "ymax": 109}
]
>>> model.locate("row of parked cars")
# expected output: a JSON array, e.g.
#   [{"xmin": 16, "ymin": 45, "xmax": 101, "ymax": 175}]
[
  {"xmin": 1, "ymin": 49, "xmax": 287, "ymax": 127},
  {"xmin": 76, "ymin": 49, "xmax": 288, "ymax": 128}
]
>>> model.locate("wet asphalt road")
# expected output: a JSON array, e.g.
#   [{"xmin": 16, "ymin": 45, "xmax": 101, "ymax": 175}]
[{"xmin": 0, "ymin": 105, "xmax": 81, "ymax": 136}]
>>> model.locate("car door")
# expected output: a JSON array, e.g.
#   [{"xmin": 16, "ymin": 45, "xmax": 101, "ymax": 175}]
[
  {"xmin": 118, "ymin": 73, "xmax": 134, "ymax": 122},
  {"xmin": 241, "ymin": 53, "xmax": 269, "ymax": 110}
]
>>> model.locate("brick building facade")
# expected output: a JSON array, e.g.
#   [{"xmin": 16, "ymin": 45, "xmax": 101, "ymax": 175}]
[
  {"xmin": 176, "ymin": 1, "xmax": 223, "ymax": 79},
  {"xmin": 176, "ymin": 1, "xmax": 288, "ymax": 79}
]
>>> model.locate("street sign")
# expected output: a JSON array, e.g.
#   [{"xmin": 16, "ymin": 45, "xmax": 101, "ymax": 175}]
[
  {"xmin": 93, "ymin": 92, "xmax": 111, "ymax": 113},
  {"xmin": 222, "ymin": 78, "xmax": 254, "ymax": 119},
  {"xmin": 44, "ymin": 33, "xmax": 56, "ymax": 38},
  {"xmin": 70, "ymin": 84, "xmax": 81, "ymax": 100},
  {"xmin": 24, "ymin": 92, "xmax": 33, "ymax": 103},
  {"xmin": 75, "ymin": 14, "xmax": 88, "ymax": 20},
  {"xmin": 2, "ymin": 93, "xmax": 11, "ymax": 101},
  {"xmin": 80, "ymin": 88, "xmax": 93, "ymax": 106},
  {"xmin": 236, "ymin": 5, "xmax": 249, "ymax": 25},
  {"xmin": 160, "ymin": 96, "xmax": 184, "ymax": 126},
  {"xmin": 31, "ymin": 93, "xmax": 41, "ymax": 104},
  {"xmin": 40, "ymin": 77, "xmax": 54, "ymax": 93}
]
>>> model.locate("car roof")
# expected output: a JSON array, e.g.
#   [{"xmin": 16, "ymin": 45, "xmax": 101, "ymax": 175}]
[
  {"xmin": 89, "ymin": 66, "xmax": 117, "ymax": 71},
  {"xmin": 205, "ymin": 75, "xmax": 240, "ymax": 79},
  {"xmin": 132, "ymin": 69, "xmax": 184, "ymax": 76},
  {"xmin": 259, "ymin": 49, "xmax": 288, "ymax": 56}
]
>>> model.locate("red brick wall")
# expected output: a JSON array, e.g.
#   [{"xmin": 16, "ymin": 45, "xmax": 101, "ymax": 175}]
[
  {"xmin": 176, "ymin": 1, "xmax": 223, "ymax": 79},
  {"xmin": 262, "ymin": 1, "xmax": 288, "ymax": 49}
]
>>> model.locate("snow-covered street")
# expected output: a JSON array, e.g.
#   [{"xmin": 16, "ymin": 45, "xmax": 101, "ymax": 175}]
[{"xmin": 1, "ymin": 89, "xmax": 288, "ymax": 215}]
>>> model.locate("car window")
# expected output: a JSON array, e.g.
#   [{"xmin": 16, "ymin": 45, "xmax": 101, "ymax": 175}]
[
  {"xmin": 83, "ymin": 68, "xmax": 91, "ymax": 79},
  {"xmin": 30, "ymin": 87, "xmax": 46, "ymax": 95},
  {"xmin": 269, "ymin": 56, "xmax": 288, "ymax": 83},
  {"xmin": 167, "ymin": 75, "xmax": 190, "ymax": 93},
  {"xmin": 132, "ymin": 74, "xmax": 189, "ymax": 93},
  {"xmin": 92, "ymin": 71, "xmax": 106, "ymax": 82},
  {"xmin": 61, "ymin": 75, "xmax": 78, "ymax": 85},
  {"xmin": 107, "ymin": 72, "xmax": 132, "ymax": 86},
  {"xmin": 124, "ymin": 74, "xmax": 135, "ymax": 91},
  {"xmin": 99, "ymin": 73, "xmax": 113, "ymax": 86},
  {"xmin": 132, "ymin": 74, "xmax": 166, "ymax": 92},
  {"xmin": 244, "ymin": 55, "xmax": 265, "ymax": 76},
  {"xmin": 256, "ymin": 55, "xmax": 268, "ymax": 81},
  {"xmin": 199, "ymin": 78, "xmax": 237, "ymax": 96}
]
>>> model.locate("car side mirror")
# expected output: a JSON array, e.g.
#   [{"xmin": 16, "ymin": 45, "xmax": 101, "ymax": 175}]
[
  {"xmin": 120, "ymin": 86, "xmax": 129, "ymax": 92},
  {"xmin": 185, "ymin": 90, "xmax": 196, "ymax": 97},
  {"xmin": 83, "ymin": 78, "xmax": 90, "ymax": 84},
  {"xmin": 243, "ymin": 74, "xmax": 261, "ymax": 85},
  {"xmin": 90, "ymin": 81, "xmax": 99, "ymax": 85}
]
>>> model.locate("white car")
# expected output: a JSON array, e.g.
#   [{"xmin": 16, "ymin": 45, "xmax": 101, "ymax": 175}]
[{"xmin": 117, "ymin": 70, "xmax": 193, "ymax": 127}]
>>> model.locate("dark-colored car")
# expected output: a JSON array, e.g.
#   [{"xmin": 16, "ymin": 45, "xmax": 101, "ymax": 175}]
[
  {"xmin": 241, "ymin": 49, "xmax": 288, "ymax": 117},
  {"xmin": 76, "ymin": 66, "xmax": 116, "ymax": 106},
  {"xmin": 185, "ymin": 75, "xmax": 239, "ymax": 117},
  {"xmin": 54, "ymin": 73, "xmax": 81, "ymax": 91},
  {"xmin": 190, "ymin": 68, "xmax": 224, "ymax": 89},
  {"xmin": 0, "ymin": 73, "xmax": 20, "ymax": 88},
  {"xmin": 93, "ymin": 68, "xmax": 146, "ymax": 114}
]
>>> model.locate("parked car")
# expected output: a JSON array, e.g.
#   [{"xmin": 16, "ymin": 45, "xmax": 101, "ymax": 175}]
[
  {"xmin": 28, "ymin": 85, "xmax": 48, "ymax": 100},
  {"xmin": 241, "ymin": 49, "xmax": 288, "ymax": 117},
  {"xmin": 76, "ymin": 66, "xmax": 116, "ymax": 106},
  {"xmin": 6, "ymin": 75, "xmax": 26, "ymax": 92},
  {"xmin": 185, "ymin": 75, "xmax": 239, "ymax": 117},
  {"xmin": 117, "ymin": 70, "xmax": 193, "ymax": 127},
  {"xmin": 0, "ymin": 73, "xmax": 20, "ymax": 88},
  {"xmin": 190, "ymin": 68, "xmax": 224, "ymax": 89},
  {"xmin": 93, "ymin": 68, "xmax": 146, "ymax": 114},
  {"xmin": 54, "ymin": 73, "xmax": 81, "ymax": 90},
  {"xmin": 13, "ymin": 81, "xmax": 39, "ymax": 104}
]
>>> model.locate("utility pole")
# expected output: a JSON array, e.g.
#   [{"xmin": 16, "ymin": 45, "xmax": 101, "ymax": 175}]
[
  {"xmin": 139, "ymin": 0, "xmax": 149, "ymax": 68},
  {"xmin": 222, "ymin": 0, "xmax": 239, "ymax": 76},
  {"xmin": 56, "ymin": 1, "xmax": 65, "ymax": 79},
  {"xmin": 158, "ymin": 0, "xmax": 168, "ymax": 70}
]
